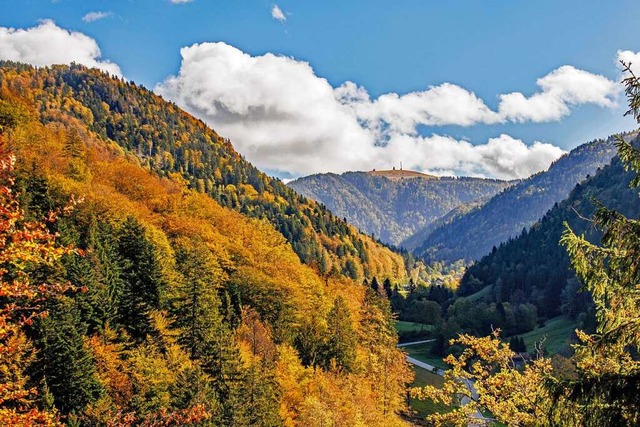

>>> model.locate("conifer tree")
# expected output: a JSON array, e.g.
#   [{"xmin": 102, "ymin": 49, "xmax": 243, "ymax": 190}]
[
  {"xmin": 0, "ymin": 136, "xmax": 73, "ymax": 426},
  {"xmin": 30, "ymin": 302, "xmax": 102, "ymax": 416},
  {"xmin": 169, "ymin": 240, "xmax": 224, "ymax": 360},
  {"xmin": 383, "ymin": 278, "xmax": 393, "ymax": 299},
  {"xmin": 555, "ymin": 61, "xmax": 640, "ymax": 426},
  {"xmin": 116, "ymin": 217, "xmax": 163, "ymax": 341}
]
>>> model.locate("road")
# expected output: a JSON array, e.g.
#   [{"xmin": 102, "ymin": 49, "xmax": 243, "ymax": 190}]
[
  {"xmin": 397, "ymin": 339, "xmax": 436, "ymax": 348},
  {"xmin": 400, "ymin": 339, "xmax": 488, "ymax": 426}
]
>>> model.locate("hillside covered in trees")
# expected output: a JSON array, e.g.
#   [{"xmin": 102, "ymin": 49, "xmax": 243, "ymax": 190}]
[
  {"xmin": 4, "ymin": 61, "xmax": 405, "ymax": 283},
  {"xmin": 289, "ymin": 171, "xmax": 510, "ymax": 246},
  {"xmin": 414, "ymin": 137, "xmax": 620, "ymax": 263},
  {"xmin": 458, "ymin": 144, "xmax": 640, "ymax": 321},
  {"xmin": 0, "ymin": 63, "xmax": 412, "ymax": 426}
]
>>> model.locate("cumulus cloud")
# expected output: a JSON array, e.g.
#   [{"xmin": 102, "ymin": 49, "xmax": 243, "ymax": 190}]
[
  {"xmin": 156, "ymin": 42, "xmax": 571, "ymax": 179},
  {"xmin": 82, "ymin": 11, "xmax": 112, "ymax": 23},
  {"xmin": 0, "ymin": 20, "xmax": 121, "ymax": 76},
  {"xmin": 338, "ymin": 82, "xmax": 501, "ymax": 133},
  {"xmin": 617, "ymin": 49, "xmax": 640, "ymax": 76},
  {"xmin": 382, "ymin": 133, "xmax": 565, "ymax": 179},
  {"xmin": 271, "ymin": 5, "xmax": 287, "ymax": 22},
  {"xmin": 498, "ymin": 66, "xmax": 619, "ymax": 122}
]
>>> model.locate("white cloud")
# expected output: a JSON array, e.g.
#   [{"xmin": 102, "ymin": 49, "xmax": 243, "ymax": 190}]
[
  {"xmin": 271, "ymin": 5, "xmax": 287, "ymax": 22},
  {"xmin": 156, "ymin": 42, "xmax": 571, "ymax": 179},
  {"xmin": 82, "ymin": 11, "xmax": 112, "ymax": 23},
  {"xmin": 337, "ymin": 66, "xmax": 618, "ymax": 131},
  {"xmin": 0, "ymin": 20, "xmax": 121, "ymax": 76},
  {"xmin": 382, "ymin": 134, "xmax": 565, "ymax": 180},
  {"xmin": 339, "ymin": 82, "xmax": 501, "ymax": 133},
  {"xmin": 498, "ymin": 66, "xmax": 619, "ymax": 122},
  {"xmin": 617, "ymin": 49, "xmax": 640, "ymax": 76},
  {"xmin": 170, "ymin": 0, "xmax": 194, "ymax": 3}
]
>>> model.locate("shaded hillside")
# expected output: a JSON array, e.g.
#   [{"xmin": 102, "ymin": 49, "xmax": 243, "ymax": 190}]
[
  {"xmin": 459, "ymin": 151, "xmax": 640, "ymax": 320},
  {"xmin": 289, "ymin": 171, "xmax": 511, "ymax": 245},
  {"xmin": 400, "ymin": 198, "xmax": 487, "ymax": 252},
  {"xmin": 0, "ymin": 61, "xmax": 405, "ymax": 282},
  {"xmin": 0, "ymin": 63, "xmax": 411, "ymax": 425},
  {"xmin": 415, "ymin": 136, "xmax": 621, "ymax": 263}
]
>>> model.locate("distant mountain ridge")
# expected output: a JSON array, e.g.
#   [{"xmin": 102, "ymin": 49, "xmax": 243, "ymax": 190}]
[
  {"xmin": 288, "ymin": 171, "xmax": 512, "ymax": 246},
  {"xmin": 414, "ymin": 135, "xmax": 626, "ymax": 263},
  {"xmin": 458, "ymin": 146, "xmax": 640, "ymax": 320}
]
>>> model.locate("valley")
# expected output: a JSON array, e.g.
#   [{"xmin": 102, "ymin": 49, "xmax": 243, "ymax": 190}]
[{"xmin": 0, "ymin": 4, "xmax": 639, "ymax": 424}]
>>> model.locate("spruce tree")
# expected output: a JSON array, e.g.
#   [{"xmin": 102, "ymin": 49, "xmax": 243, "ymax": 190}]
[
  {"xmin": 554, "ymin": 61, "xmax": 640, "ymax": 426},
  {"xmin": 116, "ymin": 217, "xmax": 163, "ymax": 341},
  {"xmin": 30, "ymin": 302, "xmax": 102, "ymax": 415},
  {"xmin": 169, "ymin": 241, "xmax": 224, "ymax": 360}
]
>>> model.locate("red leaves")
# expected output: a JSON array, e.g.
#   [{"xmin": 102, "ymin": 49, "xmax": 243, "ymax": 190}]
[{"xmin": 0, "ymin": 142, "xmax": 76, "ymax": 426}]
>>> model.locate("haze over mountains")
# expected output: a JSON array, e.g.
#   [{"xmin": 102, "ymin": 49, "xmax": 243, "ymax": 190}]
[{"xmin": 289, "ymin": 170, "xmax": 511, "ymax": 246}]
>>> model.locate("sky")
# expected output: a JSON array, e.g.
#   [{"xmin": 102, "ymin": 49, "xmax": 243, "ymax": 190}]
[{"xmin": 1, "ymin": 1, "xmax": 640, "ymax": 180}]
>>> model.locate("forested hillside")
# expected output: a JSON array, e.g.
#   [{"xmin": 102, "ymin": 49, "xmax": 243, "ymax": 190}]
[
  {"xmin": 399, "ymin": 198, "xmax": 487, "ymax": 252},
  {"xmin": 1, "ymin": 62, "xmax": 405, "ymax": 283},
  {"xmin": 415, "ymin": 137, "xmax": 621, "ymax": 262},
  {"xmin": 289, "ymin": 171, "xmax": 510, "ymax": 246},
  {"xmin": 0, "ymin": 63, "xmax": 411, "ymax": 426},
  {"xmin": 459, "ymin": 149, "xmax": 640, "ymax": 320}
]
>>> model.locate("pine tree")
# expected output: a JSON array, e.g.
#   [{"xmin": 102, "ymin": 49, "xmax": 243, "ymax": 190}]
[
  {"xmin": 0, "ymin": 139, "xmax": 73, "ymax": 426},
  {"xmin": 30, "ymin": 302, "xmax": 102, "ymax": 415},
  {"xmin": 169, "ymin": 240, "xmax": 225, "ymax": 360},
  {"xmin": 116, "ymin": 217, "xmax": 163, "ymax": 341},
  {"xmin": 383, "ymin": 278, "xmax": 393, "ymax": 299},
  {"xmin": 555, "ymin": 61, "xmax": 640, "ymax": 426}
]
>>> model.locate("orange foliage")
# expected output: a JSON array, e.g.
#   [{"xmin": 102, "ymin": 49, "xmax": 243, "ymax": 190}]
[{"xmin": 0, "ymin": 141, "xmax": 76, "ymax": 426}]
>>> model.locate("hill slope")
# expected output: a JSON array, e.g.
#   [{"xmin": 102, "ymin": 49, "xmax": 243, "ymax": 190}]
[
  {"xmin": 414, "ymin": 136, "xmax": 621, "ymax": 262},
  {"xmin": 0, "ymin": 63, "xmax": 411, "ymax": 425},
  {"xmin": 459, "ymin": 148, "xmax": 640, "ymax": 320},
  {"xmin": 289, "ymin": 171, "xmax": 511, "ymax": 246},
  {"xmin": 0, "ymin": 61, "xmax": 405, "ymax": 282}
]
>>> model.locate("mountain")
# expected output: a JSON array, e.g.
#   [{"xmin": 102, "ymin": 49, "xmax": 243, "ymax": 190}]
[
  {"xmin": 0, "ymin": 61, "xmax": 405, "ymax": 282},
  {"xmin": 0, "ymin": 62, "xmax": 411, "ymax": 426},
  {"xmin": 458, "ymin": 146, "xmax": 640, "ymax": 321},
  {"xmin": 414, "ymin": 136, "xmax": 622, "ymax": 263},
  {"xmin": 288, "ymin": 169, "xmax": 511, "ymax": 246},
  {"xmin": 399, "ymin": 198, "xmax": 488, "ymax": 252}
]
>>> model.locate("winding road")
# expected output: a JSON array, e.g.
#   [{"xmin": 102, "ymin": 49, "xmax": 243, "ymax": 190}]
[{"xmin": 399, "ymin": 339, "xmax": 489, "ymax": 426}]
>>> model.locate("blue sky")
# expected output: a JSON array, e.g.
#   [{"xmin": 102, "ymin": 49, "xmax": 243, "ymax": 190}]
[{"xmin": 1, "ymin": 0, "xmax": 640, "ymax": 179}]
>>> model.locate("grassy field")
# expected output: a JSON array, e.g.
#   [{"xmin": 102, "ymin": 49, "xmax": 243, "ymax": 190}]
[
  {"xmin": 395, "ymin": 320, "xmax": 432, "ymax": 334},
  {"xmin": 408, "ymin": 365, "xmax": 451, "ymax": 418},
  {"xmin": 462, "ymin": 285, "xmax": 492, "ymax": 302},
  {"xmin": 517, "ymin": 316, "xmax": 577, "ymax": 356},
  {"xmin": 403, "ymin": 342, "xmax": 449, "ymax": 370}
]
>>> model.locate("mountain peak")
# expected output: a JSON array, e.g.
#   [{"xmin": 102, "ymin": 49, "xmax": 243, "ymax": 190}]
[{"xmin": 367, "ymin": 169, "xmax": 437, "ymax": 181}]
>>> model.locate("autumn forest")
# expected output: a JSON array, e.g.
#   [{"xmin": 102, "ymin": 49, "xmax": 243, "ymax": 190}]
[{"xmin": 0, "ymin": 28, "xmax": 640, "ymax": 427}]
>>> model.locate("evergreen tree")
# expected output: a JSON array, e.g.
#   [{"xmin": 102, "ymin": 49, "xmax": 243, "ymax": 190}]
[
  {"xmin": 116, "ymin": 217, "xmax": 163, "ymax": 341},
  {"xmin": 30, "ymin": 302, "xmax": 102, "ymax": 415},
  {"xmin": 169, "ymin": 240, "xmax": 224, "ymax": 360},
  {"xmin": 552, "ymin": 62, "xmax": 640, "ymax": 426},
  {"xmin": 383, "ymin": 278, "xmax": 393, "ymax": 299},
  {"xmin": 370, "ymin": 277, "xmax": 380, "ymax": 294}
]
